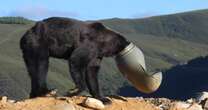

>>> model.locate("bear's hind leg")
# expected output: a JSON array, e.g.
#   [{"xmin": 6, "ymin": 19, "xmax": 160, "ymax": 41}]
[
  {"xmin": 23, "ymin": 48, "xmax": 50, "ymax": 98},
  {"xmin": 35, "ymin": 50, "xmax": 50, "ymax": 97},
  {"xmin": 23, "ymin": 50, "xmax": 38, "ymax": 98}
]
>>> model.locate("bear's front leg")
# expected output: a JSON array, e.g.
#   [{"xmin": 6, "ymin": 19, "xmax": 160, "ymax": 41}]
[
  {"xmin": 86, "ymin": 58, "xmax": 112, "ymax": 105},
  {"xmin": 68, "ymin": 46, "xmax": 90, "ymax": 96}
]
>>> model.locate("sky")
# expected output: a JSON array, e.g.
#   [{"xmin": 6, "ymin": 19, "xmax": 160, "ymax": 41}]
[{"xmin": 0, "ymin": 0, "xmax": 208, "ymax": 21}]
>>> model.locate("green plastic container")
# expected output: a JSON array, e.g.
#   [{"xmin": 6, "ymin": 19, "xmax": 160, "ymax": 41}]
[{"xmin": 115, "ymin": 43, "xmax": 162, "ymax": 93}]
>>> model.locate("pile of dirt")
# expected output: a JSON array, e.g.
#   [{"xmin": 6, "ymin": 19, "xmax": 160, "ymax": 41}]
[{"xmin": 0, "ymin": 96, "xmax": 206, "ymax": 110}]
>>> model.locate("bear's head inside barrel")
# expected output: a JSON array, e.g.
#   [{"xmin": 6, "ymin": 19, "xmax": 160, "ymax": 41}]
[{"xmin": 115, "ymin": 43, "xmax": 162, "ymax": 93}]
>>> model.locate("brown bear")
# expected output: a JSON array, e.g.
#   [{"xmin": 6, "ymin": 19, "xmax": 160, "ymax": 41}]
[{"xmin": 20, "ymin": 17, "xmax": 130, "ymax": 104}]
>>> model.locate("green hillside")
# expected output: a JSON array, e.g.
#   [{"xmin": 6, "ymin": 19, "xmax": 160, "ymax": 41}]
[
  {"xmin": 0, "ymin": 17, "xmax": 33, "ymax": 24},
  {"xmin": 101, "ymin": 9, "xmax": 208, "ymax": 70},
  {"xmin": 0, "ymin": 9, "xmax": 208, "ymax": 100},
  {"xmin": 101, "ymin": 9, "xmax": 208, "ymax": 44}
]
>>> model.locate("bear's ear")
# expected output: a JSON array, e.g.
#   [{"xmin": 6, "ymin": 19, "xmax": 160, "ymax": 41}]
[{"xmin": 89, "ymin": 22, "xmax": 105, "ymax": 30}]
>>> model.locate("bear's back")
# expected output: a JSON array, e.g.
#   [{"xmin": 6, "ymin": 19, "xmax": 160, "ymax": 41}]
[{"xmin": 42, "ymin": 17, "xmax": 85, "ymax": 30}]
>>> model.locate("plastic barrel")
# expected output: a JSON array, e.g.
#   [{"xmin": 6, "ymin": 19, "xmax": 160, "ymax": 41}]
[{"xmin": 115, "ymin": 43, "xmax": 162, "ymax": 93}]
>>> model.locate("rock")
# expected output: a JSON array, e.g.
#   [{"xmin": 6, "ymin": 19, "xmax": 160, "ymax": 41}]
[
  {"xmin": 187, "ymin": 98, "xmax": 194, "ymax": 104},
  {"xmin": 46, "ymin": 89, "xmax": 58, "ymax": 97},
  {"xmin": 197, "ymin": 92, "xmax": 208, "ymax": 109},
  {"xmin": 196, "ymin": 91, "xmax": 208, "ymax": 102},
  {"xmin": 158, "ymin": 104, "xmax": 169, "ymax": 110},
  {"xmin": 8, "ymin": 99, "xmax": 15, "ymax": 103},
  {"xmin": 1, "ymin": 96, "xmax": 7, "ymax": 103},
  {"xmin": 170, "ymin": 102, "xmax": 202, "ymax": 110},
  {"xmin": 83, "ymin": 97, "xmax": 105, "ymax": 110},
  {"xmin": 170, "ymin": 102, "xmax": 191, "ymax": 109},
  {"xmin": 200, "ymin": 98, "xmax": 208, "ymax": 110},
  {"xmin": 136, "ymin": 97, "xmax": 143, "ymax": 100}
]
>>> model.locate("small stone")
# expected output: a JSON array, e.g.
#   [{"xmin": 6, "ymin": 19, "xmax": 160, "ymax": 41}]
[
  {"xmin": 1, "ymin": 96, "xmax": 7, "ymax": 103},
  {"xmin": 83, "ymin": 97, "xmax": 105, "ymax": 110},
  {"xmin": 187, "ymin": 98, "xmax": 194, "ymax": 104},
  {"xmin": 8, "ymin": 99, "xmax": 15, "ymax": 103},
  {"xmin": 46, "ymin": 89, "xmax": 58, "ymax": 97},
  {"xmin": 135, "ymin": 97, "xmax": 143, "ymax": 100}
]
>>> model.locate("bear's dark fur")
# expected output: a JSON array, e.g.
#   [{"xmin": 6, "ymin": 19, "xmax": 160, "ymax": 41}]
[{"xmin": 20, "ymin": 17, "xmax": 129, "ymax": 103}]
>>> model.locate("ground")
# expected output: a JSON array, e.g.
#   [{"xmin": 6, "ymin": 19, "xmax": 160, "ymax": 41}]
[{"xmin": 0, "ymin": 96, "xmax": 204, "ymax": 110}]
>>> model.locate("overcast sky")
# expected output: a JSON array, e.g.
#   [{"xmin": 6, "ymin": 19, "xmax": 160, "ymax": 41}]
[{"xmin": 0, "ymin": 0, "xmax": 208, "ymax": 20}]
